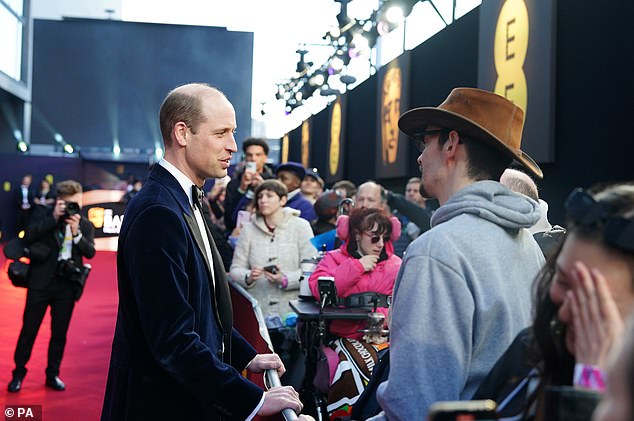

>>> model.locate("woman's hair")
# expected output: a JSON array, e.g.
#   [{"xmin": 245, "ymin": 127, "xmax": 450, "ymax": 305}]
[
  {"xmin": 252, "ymin": 179, "xmax": 287, "ymax": 213},
  {"xmin": 345, "ymin": 207, "xmax": 392, "ymax": 256},
  {"xmin": 527, "ymin": 182, "xmax": 634, "ymax": 420}
]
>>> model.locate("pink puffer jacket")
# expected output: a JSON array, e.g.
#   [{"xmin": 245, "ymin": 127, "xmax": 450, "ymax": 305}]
[{"xmin": 308, "ymin": 216, "xmax": 402, "ymax": 340}]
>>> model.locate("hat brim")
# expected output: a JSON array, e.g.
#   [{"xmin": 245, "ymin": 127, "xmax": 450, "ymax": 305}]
[{"xmin": 399, "ymin": 107, "xmax": 543, "ymax": 179}]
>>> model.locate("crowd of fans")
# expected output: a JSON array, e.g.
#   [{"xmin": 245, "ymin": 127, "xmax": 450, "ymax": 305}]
[{"xmin": 5, "ymin": 90, "xmax": 634, "ymax": 421}]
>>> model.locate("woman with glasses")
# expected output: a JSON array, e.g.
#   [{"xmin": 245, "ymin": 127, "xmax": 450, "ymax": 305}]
[
  {"xmin": 309, "ymin": 207, "xmax": 402, "ymax": 340},
  {"xmin": 473, "ymin": 182, "xmax": 634, "ymax": 421},
  {"xmin": 307, "ymin": 207, "xmax": 401, "ymax": 419}
]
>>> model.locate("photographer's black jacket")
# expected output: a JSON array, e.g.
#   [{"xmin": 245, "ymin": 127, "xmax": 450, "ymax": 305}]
[{"xmin": 24, "ymin": 205, "xmax": 95, "ymax": 290}]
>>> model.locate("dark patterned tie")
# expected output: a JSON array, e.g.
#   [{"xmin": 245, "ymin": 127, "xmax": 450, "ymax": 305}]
[{"xmin": 191, "ymin": 185, "xmax": 204, "ymax": 210}]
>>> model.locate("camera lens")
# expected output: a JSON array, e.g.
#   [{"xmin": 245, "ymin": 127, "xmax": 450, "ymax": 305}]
[{"xmin": 65, "ymin": 201, "xmax": 80, "ymax": 216}]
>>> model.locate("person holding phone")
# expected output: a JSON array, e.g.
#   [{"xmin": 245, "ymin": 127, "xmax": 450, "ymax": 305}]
[
  {"xmin": 230, "ymin": 179, "xmax": 317, "ymax": 321},
  {"xmin": 224, "ymin": 137, "xmax": 275, "ymax": 233}
]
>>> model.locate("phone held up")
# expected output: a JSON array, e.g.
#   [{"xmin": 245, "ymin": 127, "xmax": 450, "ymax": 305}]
[
  {"xmin": 427, "ymin": 400, "xmax": 497, "ymax": 421},
  {"xmin": 263, "ymin": 265, "xmax": 278, "ymax": 275},
  {"xmin": 245, "ymin": 161, "xmax": 257, "ymax": 173}
]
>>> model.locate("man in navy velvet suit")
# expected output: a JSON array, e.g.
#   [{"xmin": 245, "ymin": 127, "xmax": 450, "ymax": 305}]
[{"xmin": 101, "ymin": 83, "xmax": 306, "ymax": 420}]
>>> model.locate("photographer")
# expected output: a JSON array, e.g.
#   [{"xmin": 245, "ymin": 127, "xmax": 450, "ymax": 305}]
[{"xmin": 8, "ymin": 180, "xmax": 95, "ymax": 393}]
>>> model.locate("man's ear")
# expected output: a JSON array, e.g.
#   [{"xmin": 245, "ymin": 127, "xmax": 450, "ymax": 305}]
[
  {"xmin": 444, "ymin": 130, "xmax": 461, "ymax": 157},
  {"xmin": 173, "ymin": 122, "xmax": 188, "ymax": 147},
  {"xmin": 280, "ymin": 195, "xmax": 288, "ymax": 207}
]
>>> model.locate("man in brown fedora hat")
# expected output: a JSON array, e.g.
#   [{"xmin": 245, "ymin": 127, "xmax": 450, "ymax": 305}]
[{"xmin": 368, "ymin": 88, "xmax": 545, "ymax": 420}]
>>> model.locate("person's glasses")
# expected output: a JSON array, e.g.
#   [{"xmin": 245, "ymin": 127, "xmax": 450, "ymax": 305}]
[
  {"xmin": 565, "ymin": 187, "xmax": 634, "ymax": 252},
  {"xmin": 412, "ymin": 129, "xmax": 449, "ymax": 153},
  {"xmin": 363, "ymin": 232, "xmax": 390, "ymax": 244}
]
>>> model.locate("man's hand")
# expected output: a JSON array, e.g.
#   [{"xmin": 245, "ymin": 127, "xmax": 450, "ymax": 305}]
[
  {"xmin": 66, "ymin": 214, "xmax": 81, "ymax": 236},
  {"xmin": 257, "ymin": 386, "xmax": 303, "ymax": 417},
  {"xmin": 239, "ymin": 170, "xmax": 255, "ymax": 191},
  {"xmin": 247, "ymin": 353, "xmax": 286, "ymax": 377}
]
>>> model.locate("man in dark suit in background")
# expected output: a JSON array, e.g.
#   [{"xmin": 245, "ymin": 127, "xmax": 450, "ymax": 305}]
[
  {"xmin": 101, "ymin": 83, "xmax": 307, "ymax": 420},
  {"xmin": 13, "ymin": 174, "xmax": 35, "ymax": 234},
  {"xmin": 8, "ymin": 179, "xmax": 96, "ymax": 392}
]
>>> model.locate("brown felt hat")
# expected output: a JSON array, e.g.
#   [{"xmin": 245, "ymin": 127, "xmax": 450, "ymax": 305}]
[{"xmin": 398, "ymin": 87, "xmax": 542, "ymax": 179}]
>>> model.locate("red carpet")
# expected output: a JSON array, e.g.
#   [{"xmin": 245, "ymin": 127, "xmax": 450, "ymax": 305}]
[{"xmin": 0, "ymin": 251, "xmax": 118, "ymax": 420}]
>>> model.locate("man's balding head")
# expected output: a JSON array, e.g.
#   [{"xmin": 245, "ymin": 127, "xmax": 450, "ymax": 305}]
[
  {"xmin": 500, "ymin": 168, "xmax": 539, "ymax": 201},
  {"xmin": 159, "ymin": 83, "xmax": 225, "ymax": 147},
  {"xmin": 355, "ymin": 181, "xmax": 386, "ymax": 209}
]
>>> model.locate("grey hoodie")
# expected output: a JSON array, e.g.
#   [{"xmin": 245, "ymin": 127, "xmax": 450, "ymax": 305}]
[{"xmin": 372, "ymin": 181, "xmax": 545, "ymax": 421}]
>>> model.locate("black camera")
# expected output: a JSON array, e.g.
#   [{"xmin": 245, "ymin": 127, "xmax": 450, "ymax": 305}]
[
  {"xmin": 56, "ymin": 259, "xmax": 90, "ymax": 285},
  {"xmin": 63, "ymin": 201, "xmax": 81, "ymax": 219}
]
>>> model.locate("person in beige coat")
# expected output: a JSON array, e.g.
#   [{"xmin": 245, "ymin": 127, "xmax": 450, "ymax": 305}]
[{"xmin": 230, "ymin": 179, "xmax": 317, "ymax": 320}]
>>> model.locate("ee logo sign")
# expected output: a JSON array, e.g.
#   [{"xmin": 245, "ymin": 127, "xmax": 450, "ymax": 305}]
[{"xmin": 494, "ymin": 0, "xmax": 529, "ymax": 113}]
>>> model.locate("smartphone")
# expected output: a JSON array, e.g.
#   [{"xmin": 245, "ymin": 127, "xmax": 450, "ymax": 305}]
[
  {"xmin": 235, "ymin": 210, "xmax": 251, "ymax": 228},
  {"xmin": 263, "ymin": 265, "xmax": 278, "ymax": 275},
  {"xmin": 245, "ymin": 161, "xmax": 257, "ymax": 173},
  {"xmin": 427, "ymin": 400, "xmax": 497, "ymax": 421}
]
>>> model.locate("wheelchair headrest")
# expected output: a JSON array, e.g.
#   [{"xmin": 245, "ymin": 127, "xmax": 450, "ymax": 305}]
[{"xmin": 336, "ymin": 214, "xmax": 401, "ymax": 243}]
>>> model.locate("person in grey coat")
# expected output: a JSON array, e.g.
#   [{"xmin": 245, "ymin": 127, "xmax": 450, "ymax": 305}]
[{"xmin": 369, "ymin": 88, "xmax": 545, "ymax": 420}]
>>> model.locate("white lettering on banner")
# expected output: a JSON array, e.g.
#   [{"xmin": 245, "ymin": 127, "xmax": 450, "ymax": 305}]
[{"xmin": 103, "ymin": 209, "xmax": 124, "ymax": 234}]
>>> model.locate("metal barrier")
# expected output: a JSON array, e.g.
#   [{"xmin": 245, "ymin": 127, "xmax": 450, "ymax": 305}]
[{"xmin": 231, "ymin": 283, "xmax": 299, "ymax": 421}]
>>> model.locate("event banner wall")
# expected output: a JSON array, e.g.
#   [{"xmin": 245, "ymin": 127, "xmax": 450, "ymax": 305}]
[
  {"xmin": 308, "ymin": 107, "xmax": 329, "ymax": 181},
  {"xmin": 375, "ymin": 52, "xmax": 411, "ymax": 179},
  {"xmin": 326, "ymin": 96, "xmax": 346, "ymax": 183},
  {"xmin": 478, "ymin": 0, "xmax": 556, "ymax": 163},
  {"xmin": 286, "ymin": 123, "xmax": 303, "ymax": 164},
  {"xmin": 300, "ymin": 119, "xmax": 312, "ymax": 169}
]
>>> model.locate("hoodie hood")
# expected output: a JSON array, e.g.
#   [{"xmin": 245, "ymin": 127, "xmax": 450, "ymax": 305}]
[{"xmin": 431, "ymin": 180, "xmax": 540, "ymax": 230}]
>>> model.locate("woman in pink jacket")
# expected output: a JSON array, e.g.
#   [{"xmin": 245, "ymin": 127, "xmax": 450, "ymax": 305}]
[{"xmin": 309, "ymin": 207, "xmax": 402, "ymax": 340}]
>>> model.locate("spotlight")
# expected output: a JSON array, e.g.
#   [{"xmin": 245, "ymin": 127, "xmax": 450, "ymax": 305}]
[
  {"xmin": 295, "ymin": 49, "xmax": 311, "ymax": 75},
  {"xmin": 17, "ymin": 141, "xmax": 29, "ymax": 153},
  {"xmin": 339, "ymin": 75, "xmax": 357, "ymax": 85},
  {"xmin": 377, "ymin": 0, "xmax": 419, "ymax": 34},
  {"xmin": 54, "ymin": 133, "xmax": 64, "ymax": 143},
  {"xmin": 113, "ymin": 144, "xmax": 121, "ymax": 155},
  {"xmin": 63, "ymin": 143, "xmax": 75, "ymax": 154},
  {"xmin": 320, "ymin": 86, "xmax": 341, "ymax": 96},
  {"xmin": 308, "ymin": 71, "xmax": 327, "ymax": 87}
]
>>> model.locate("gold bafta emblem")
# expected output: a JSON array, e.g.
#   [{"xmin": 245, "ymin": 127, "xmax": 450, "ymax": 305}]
[
  {"xmin": 301, "ymin": 121, "xmax": 310, "ymax": 168},
  {"xmin": 88, "ymin": 207, "xmax": 105, "ymax": 229},
  {"xmin": 329, "ymin": 99, "xmax": 342, "ymax": 176},
  {"xmin": 281, "ymin": 134, "xmax": 289, "ymax": 163},
  {"xmin": 381, "ymin": 65, "xmax": 402, "ymax": 165}
]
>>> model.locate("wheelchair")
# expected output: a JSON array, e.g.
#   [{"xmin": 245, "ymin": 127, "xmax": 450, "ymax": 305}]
[{"xmin": 290, "ymin": 278, "xmax": 390, "ymax": 421}]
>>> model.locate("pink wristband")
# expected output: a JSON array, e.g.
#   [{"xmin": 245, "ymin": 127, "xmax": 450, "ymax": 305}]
[
  {"xmin": 280, "ymin": 275, "xmax": 288, "ymax": 289},
  {"xmin": 573, "ymin": 363, "xmax": 606, "ymax": 392}
]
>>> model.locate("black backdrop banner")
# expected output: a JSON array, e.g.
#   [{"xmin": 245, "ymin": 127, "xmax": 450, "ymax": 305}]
[
  {"xmin": 375, "ymin": 53, "xmax": 411, "ymax": 179},
  {"xmin": 326, "ymin": 96, "xmax": 346, "ymax": 183}
]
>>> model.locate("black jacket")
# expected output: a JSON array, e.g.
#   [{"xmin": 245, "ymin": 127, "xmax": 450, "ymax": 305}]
[{"xmin": 24, "ymin": 205, "xmax": 95, "ymax": 290}]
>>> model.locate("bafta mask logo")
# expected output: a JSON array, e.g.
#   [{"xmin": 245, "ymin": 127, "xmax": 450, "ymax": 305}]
[
  {"xmin": 301, "ymin": 120, "xmax": 310, "ymax": 168},
  {"xmin": 329, "ymin": 99, "xmax": 342, "ymax": 176},
  {"xmin": 88, "ymin": 207, "xmax": 105, "ymax": 229},
  {"xmin": 381, "ymin": 65, "xmax": 402, "ymax": 165},
  {"xmin": 281, "ymin": 134, "xmax": 290, "ymax": 163}
]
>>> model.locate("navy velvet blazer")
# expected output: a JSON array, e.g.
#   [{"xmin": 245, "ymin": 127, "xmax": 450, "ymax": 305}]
[{"xmin": 101, "ymin": 164, "xmax": 263, "ymax": 421}]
